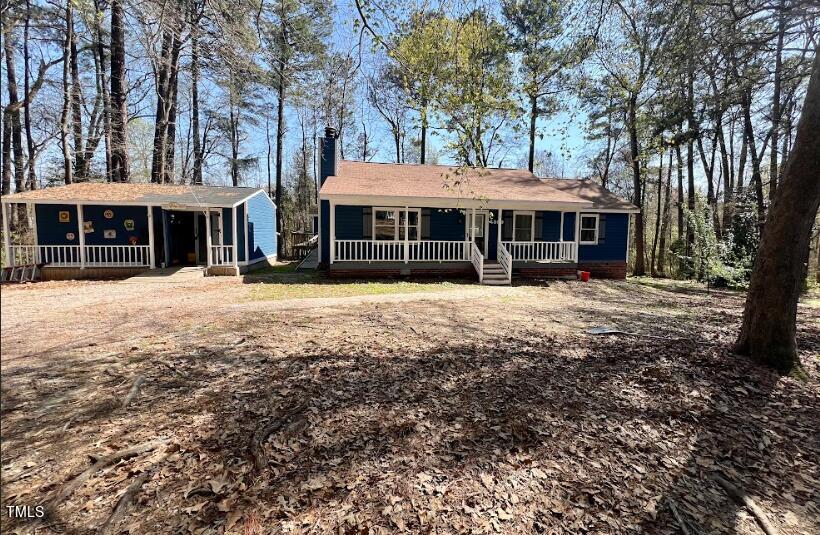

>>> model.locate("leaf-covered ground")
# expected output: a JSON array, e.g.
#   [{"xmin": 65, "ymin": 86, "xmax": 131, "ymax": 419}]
[{"xmin": 1, "ymin": 276, "xmax": 818, "ymax": 534}]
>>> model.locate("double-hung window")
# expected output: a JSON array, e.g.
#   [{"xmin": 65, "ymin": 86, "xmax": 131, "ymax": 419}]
[
  {"xmin": 373, "ymin": 208, "xmax": 420, "ymax": 240},
  {"xmin": 579, "ymin": 214, "xmax": 599, "ymax": 244},
  {"xmin": 513, "ymin": 211, "xmax": 534, "ymax": 242}
]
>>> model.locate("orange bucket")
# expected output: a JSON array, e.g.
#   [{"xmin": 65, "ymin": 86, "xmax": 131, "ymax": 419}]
[{"xmin": 579, "ymin": 271, "xmax": 590, "ymax": 282}]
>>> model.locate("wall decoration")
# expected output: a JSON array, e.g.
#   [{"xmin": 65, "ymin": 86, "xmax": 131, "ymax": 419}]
[
  {"xmin": 65, "ymin": 232, "xmax": 76, "ymax": 241},
  {"xmin": 84, "ymin": 221, "xmax": 94, "ymax": 233},
  {"xmin": 104, "ymin": 209, "xmax": 114, "ymax": 219},
  {"xmin": 123, "ymin": 219, "xmax": 135, "ymax": 231},
  {"xmin": 59, "ymin": 211, "xmax": 70, "ymax": 223},
  {"xmin": 128, "ymin": 236, "xmax": 139, "ymax": 245},
  {"xmin": 104, "ymin": 229, "xmax": 117, "ymax": 239}
]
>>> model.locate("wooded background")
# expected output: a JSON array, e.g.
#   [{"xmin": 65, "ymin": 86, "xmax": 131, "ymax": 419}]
[{"xmin": 1, "ymin": 0, "xmax": 818, "ymax": 278}]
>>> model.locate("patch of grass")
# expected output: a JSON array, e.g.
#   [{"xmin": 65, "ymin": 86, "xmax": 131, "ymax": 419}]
[{"xmin": 248, "ymin": 279, "xmax": 476, "ymax": 301}]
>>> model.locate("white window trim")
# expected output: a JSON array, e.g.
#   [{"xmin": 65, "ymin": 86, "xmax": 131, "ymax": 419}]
[
  {"xmin": 372, "ymin": 207, "xmax": 420, "ymax": 241},
  {"xmin": 579, "ymin": 213, "xmax": 599, "ymax": 245},
  {"xmin": 512, "ymin": 210, "xmax": 535, "ymax": 242}
]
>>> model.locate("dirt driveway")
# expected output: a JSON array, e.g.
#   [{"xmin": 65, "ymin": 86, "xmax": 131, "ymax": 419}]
[{"xmin": 1, "ymin": 276, "xmax": 818, "ymax": 534}]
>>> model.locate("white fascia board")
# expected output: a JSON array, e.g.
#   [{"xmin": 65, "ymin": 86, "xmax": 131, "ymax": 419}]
[
  {"xmin": 6, "ymin": 199, "xmax": 239, "ymax": 209},
  {"xmin": 233, "ymin": 188, "xmax": 277, "ymax": 208},
  {"xmin": 318, "ymin": 193, "xmax": 594, "ymax": 212}
]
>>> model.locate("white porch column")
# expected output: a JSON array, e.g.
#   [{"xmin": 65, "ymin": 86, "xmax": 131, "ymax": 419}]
[
  {"xmin": 2, "ymin": 202, "xmax": 11, "ymax": 267},
  {"xmin": 404, "ymin": 205, "xmax": 409, "ymax": 264},
  {"xmin": 574, "ymin": 211, "xmax": 581, "ymax": 262},
  {"xmin": 329, "ymin": 201, "xmax": 335, "ymax": 264},
  {"xmin": 244, "ymin": 202, "xmax": 249, "ymax": 264},
  {"xmin": 77, "ymin": 204, "xmax": 86, "ymax": 269},
  {"xmin": 232, "ymin": 206, "xmax": 238, "ymax": 271},
  {"xmin": 205, "ymin": 207, "xmax": 212, "ymax": 267},
  {"xmin": 147, "ymin": 206, "xmax": 155, "ymax": 268},
  {"xmin": 30, "ymin": 204, "xmax": 38, "ymax": 263}
]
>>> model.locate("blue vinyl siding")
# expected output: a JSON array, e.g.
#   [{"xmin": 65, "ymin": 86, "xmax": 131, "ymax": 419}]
[
  {"xmin": 35, "ymin": 204, "xmax": 79, "ymax": 245},
  {"xmin": 36, "ymin": 204, "xmax": 149, "ymax": 246},
  {"xmin": 222, "ymin": 207, "xmax": 233, "ymax": 246},
  {"xmin": 578, "ymin": 213, "xmax": 629, "ymax": 262},
  {"xmin": 336, "ymin": 205, "xmax": 365, "ymax": 239},
  {"xmin": 429, "ymin": 209, "xmax": 464, "ymax": 241},
  {"xmin": 562, "ymin": 212, "xmax": 575, "ymax": 241},
  {"xmin": 236, "ymin": 204, "xmax": 246, "ymax": 261},
  {"xmin": 246, "ymin": 193, "xmax": 277, "ymax": 260},
  {"xmin": 540, "ymin": 211, "xmax": 561, "ymax": 241},
  {"xmin": 320, "ymin": 200, "xmax": 330, "ymax": 262},
  {"xmin": 82, "ymin": 205, "xmax": 149, "ymax": 245}
]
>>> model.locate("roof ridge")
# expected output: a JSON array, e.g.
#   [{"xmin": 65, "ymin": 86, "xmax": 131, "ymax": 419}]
[{"xmin": 340, "ymin": 159, "xmax": 532, "ymax": 173}]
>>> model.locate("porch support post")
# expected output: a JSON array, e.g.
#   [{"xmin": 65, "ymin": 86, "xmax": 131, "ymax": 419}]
[
  {"xmin": 574, "ymin": 211, "xmax": 581, "ymax": 262},
  {"xmin": 147, "ymin": 206, "xmax": 155, "ymax": 268},
  {"xmin": 244, "ymin": 202, "xmax": 249, "ymax": 264},
  {"xmin": 559, "ymin": 211, "xmax": 564, "ymax": 260},
  {"xmin": 77, "ymin": 204, "xmax": 86, "ymax": 269},
  {"xmin": 232, "ymin": 205, "xmax": 238, "ymax": 272},
  {"xmin": 404, "ymin": 205, "xmax": 409, "ymax": 264},
  {"xmin": 329, "ymin": 201, "xmax": 335, "ymax": 264},
  {"xmin": 30, "ymin": 204, "xmax": 38, "ymax": 263},
  {"xmin": 205, "ymin": 207, "xmax": 212, "ymax": 267},
  {"xmin": 2, "ymin": 202, "xmax": 11, "ymax": 267}
]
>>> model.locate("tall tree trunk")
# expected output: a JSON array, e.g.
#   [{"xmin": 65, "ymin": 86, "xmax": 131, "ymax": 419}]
[
  {"xmin": 737, "ymin": 122, "xmax": 747, "ymax": 191},
  {"xmin": 191, "ymin": 9, "xmax": 202, "ymax": 185},
  {"xmin": 4, "ymin": 27, "xmax": 25, "ymax": 198},
  {"xmin": 275, "ymin": 69, "xmax": 286, "ymax": 259},
  {"xmin": 419, "ymin": 100, "xmax": 427, "ymax": 164},
  {"xmin": 718, "ymin": 118, "xmax": 732, "ymax": 234},
  {"xmin": 110, "ymin": 0, "xmax": 129, "ymax": 182},
  {"xmin": 60, "ymin": 0, "xmax": 74, "ymax": 184},
  {"xmin": 768, "ymin": 0, "xmax": 786, "ymax": 199},
  {"xmin": 686, "ymin": 47, "xmax": 696, "ymax": 260},
  {"xmin": 676, "ymin": 143, "xmax": 683, "ymax": 240},
  {"xmin": 70, "ymin": 9, "xmax": 85, "ymax": 180},
  {"xmin": 628, "ymin": 95, "xmax": 645, "ymax": 276},
  {"xmin": 657, "ymin": 149, "xmax": 673, "ymax": 276},
  {"xmin": 742, "ymin": 92, "xmax": 765, "ymax": 234},
  {"xmin": 651, "ymin": 150, "xmax": 664, "ymax": 276},
  {"xmin": 93, "ymin": 1, "xmax": 112, "ymax": 181},
  {"xmin": 23, "ymin": 0, "xmax": 36, "ymax": 190},
  {"xmin": 735, "ymin": 50, "xmax": 820, "ymax": 373},
  {"xmin": 2, "ymin": 119, "xmax": 11, "ymax": 195},
  {"xmin": 528, "ymin": 93, "xmax": 537, "ymax": 172},
  {"xmin": 164, "ymin": 51, "xmax": 180, "ymax": 183}
]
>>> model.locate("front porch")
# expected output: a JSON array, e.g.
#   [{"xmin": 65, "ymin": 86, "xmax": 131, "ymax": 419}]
[
  {"xmin": 1, "ymin": 202, "xmax": 266, "ymax": 280},
  {"xmin": 325, "ymin": 204, "xmax": 587, "ymax": 285}
]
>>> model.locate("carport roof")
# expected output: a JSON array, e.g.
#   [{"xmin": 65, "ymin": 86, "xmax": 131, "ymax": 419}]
[{"xmin": 1, "ymin": 182, "xmax": 265, "ymax": 207}]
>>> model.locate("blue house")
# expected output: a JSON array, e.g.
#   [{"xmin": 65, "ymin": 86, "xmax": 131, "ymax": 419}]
[
  {"xmin": 317, "ymin": 128, "xmax": 638, "ymax": 284},
  {"xmin": 1, "ymin": 183, "xmax": 276, "ymax": 280}
]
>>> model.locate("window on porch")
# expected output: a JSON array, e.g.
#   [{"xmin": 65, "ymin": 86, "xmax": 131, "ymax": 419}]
[
  {"xmin": 513, "ymin": 212, "xmax": 534, "ymax": 242},
  {"xmin": 373, "ymin": 208, "xmax": 419, "ymax": 241}
]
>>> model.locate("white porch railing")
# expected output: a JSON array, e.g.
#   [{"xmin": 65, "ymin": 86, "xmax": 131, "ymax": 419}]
[
  {"xmin": 409, "ymin": 240, "xmax": 470, "ymax": 262},
  {"xmin": 85, "ymin": 245, "xmax": 150, "ymax": 267},
  {"xmin": 5, "ymin": 245, "xmax": 150, "ymax": 268},
  {"xmin": 210, "ymin": 245, "xmax": 234, "ymax": 266},
  {"xmin": 470, "ymin": 242, "xmax": 484, "ymax": 283},
  {"xmin": 501, "ymin": 241, "xmax": 576, "ymax": 262},
  {"xmin": 497, "ymin": 241, "xmax": 512, "ymax": 283},
  {"xmin": 334, "ymin": 240, "xmax": 470, "ymax": 262}
]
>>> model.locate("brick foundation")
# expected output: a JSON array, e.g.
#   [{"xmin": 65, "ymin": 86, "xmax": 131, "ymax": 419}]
[
  {"xmin": 329, "ymin": 265, "xmax": 476, "ymax": 279},
  {"xmin": 516, "ymin": 267, "xmax": 577, "ymax": 279},
  {"xmin": 577, "ymin": 261, "xmax": 627, "ymax": 280}
]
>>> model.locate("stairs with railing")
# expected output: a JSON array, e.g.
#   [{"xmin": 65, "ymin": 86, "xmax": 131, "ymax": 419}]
[{"xmin": 480, "ymin": 262, "xmax": 509, "ymax": 286}]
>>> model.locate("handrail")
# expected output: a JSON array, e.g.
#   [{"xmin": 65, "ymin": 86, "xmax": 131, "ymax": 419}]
[
  {"xmin": 209, "ymin": 245, "xmax": 234, "ymax": 266},
  {"xmin": 470, "ymin": 241, "xmax": 484, "ymax": 283},
  {"xmin": 5, "ymin": 244, "xmax": 150, "ymax": 268},
  {"xmin": 334, "ymin": 239, "xmax": 470, "ymax": 262},
  {"xmin": 497, "ymin": 241, "xmax": 512, "ymax": 283},
  {"xmin": 501, "ymin": 241, "xmax": 575, "ymax": 262}
]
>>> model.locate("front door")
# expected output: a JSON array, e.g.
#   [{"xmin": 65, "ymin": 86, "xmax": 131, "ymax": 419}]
[{"xmin": 468, "ymin": 211, "xmax": 489, "ymax": 256}]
